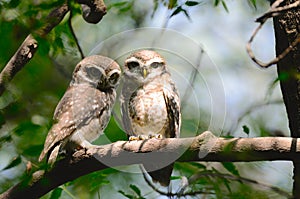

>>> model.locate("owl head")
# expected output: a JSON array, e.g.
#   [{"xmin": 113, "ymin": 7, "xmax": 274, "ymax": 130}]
[
  {"xmin": 71, "ymin": 55, "xmax": 121, "ymax": 90},
  {"xmin": 124, "ymin": 50, "xmax": 167, "ymax": 84}
]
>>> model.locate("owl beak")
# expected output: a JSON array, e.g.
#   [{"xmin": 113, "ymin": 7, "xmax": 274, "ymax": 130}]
[{"xmin": 143, "ymin": 68, "xmax": 147, "ymax": 78}]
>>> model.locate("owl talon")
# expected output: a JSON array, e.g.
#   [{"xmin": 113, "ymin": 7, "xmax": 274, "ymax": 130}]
[
  {"xmin": 129, "ymin": 135, "xmax": 149, "ymax": 140},
  {"xmin": 129, "ymin": 136, "xmax": 139, "ymax": 141},
  {"xmin": 148, "ymin": 134, "xmax": 163, "ymax": 139}
]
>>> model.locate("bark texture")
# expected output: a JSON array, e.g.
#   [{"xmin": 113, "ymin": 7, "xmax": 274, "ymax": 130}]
[{"xmin": 273, "ymin": 0, "xmax": 300, "ymax": 198}]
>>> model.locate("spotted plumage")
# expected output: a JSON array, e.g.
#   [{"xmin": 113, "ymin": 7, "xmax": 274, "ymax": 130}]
[
  {"xmin": 121, "ymin": 50, "xmax": 181, "ymax": 186},
  {"xmin": 39, "ymin": 55, "xmax": 121, "ymax": 164}
]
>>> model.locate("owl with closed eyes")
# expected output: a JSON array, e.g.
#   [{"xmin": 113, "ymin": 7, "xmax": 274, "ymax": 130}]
[
  {"xmin": 39, "ymin": 55, "xmax": 121, "ymax": 164},
  {"xmin": 120, "ymin": 50, "xmax": 181, "ymax": 186}
]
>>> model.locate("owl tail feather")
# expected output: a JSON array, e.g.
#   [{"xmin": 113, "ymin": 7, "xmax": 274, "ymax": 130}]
[
  {"xmin": 38, "ymin": 144, "xmax": 60, "ymax": 166},
  {"xmin": 142, "ymin": 163, "xmax": 174, "ymax": 187}
]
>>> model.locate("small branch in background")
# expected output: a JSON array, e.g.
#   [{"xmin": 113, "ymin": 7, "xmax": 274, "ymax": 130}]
[
  {"xmin": 246, "ymin": 0, "xmax": 300, "ymax": 68},
  {"xmin": 181, "ymin": 47, "xmax": 204, "ymax": 109},
  {"xmin": 229, "ymin": 99, "xmax": 283, "ymax": 133},
  {"xmin": 188, "ymin": 171, "xmax": 292, "ymax": 198},
  {"xmin": 68, "ymin": 9, "xmax": 85, "ymax": 59}
]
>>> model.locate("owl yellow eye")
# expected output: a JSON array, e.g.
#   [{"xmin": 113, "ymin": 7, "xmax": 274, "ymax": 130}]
[
  {"xmin": 127, "ymin": 61, "xmax": 139, "ymax": 70},
  {"xmin": 150, "ymin": 62, "xmax": 163, "ymax": 68}
]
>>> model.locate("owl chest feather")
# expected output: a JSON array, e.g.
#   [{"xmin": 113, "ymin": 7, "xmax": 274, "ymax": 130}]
[{"xmin": 129, "ymin": 85, "xmax": 168, "ymax": 136}]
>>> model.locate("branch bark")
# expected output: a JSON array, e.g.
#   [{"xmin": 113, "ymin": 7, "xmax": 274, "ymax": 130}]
[
  {"xmin": 272, "ymin": 0, "xmax": 300, "ymax": 198},
  {"xmin": 0, "ymin": 131, "xmax": 298, "ymax": 199}
]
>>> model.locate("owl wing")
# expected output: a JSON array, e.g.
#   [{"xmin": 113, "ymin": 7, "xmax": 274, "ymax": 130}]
[
  {"xmin": 39, "ymin": 85, "xmax": 107, "ymax": 162},
  {"xmin": 120, "ymin": 79, "xmax": 135, "ymax": 136},
  {"xmin": 162, "ymin": 83, "xmax": 181, "ymax": 138}
]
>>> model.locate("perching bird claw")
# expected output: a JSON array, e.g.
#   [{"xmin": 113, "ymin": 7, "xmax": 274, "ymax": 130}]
[{"xmin": 148, "ymin": 134, "xmax": 163, "ymax": 139}]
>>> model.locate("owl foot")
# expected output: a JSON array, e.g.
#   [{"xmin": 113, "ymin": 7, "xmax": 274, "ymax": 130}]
[
  {"xmin": 129, "ymin": 134, "xmax": 163, "ymax": 141},
  {"xmin": 129, "ymin": 135, "xmax": 148, "ymax": 141},
  {"xmin": 148, "ymin": 134, "xmax": 163, "ymax": 139}
]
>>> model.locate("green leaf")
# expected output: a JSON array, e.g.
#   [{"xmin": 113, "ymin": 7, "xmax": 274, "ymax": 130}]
[
  {"xmin": 185, "ymin": 1, "xmax": 200, "ymax": 6},
  {"xmin": 182, "ymin": 8, "xmax": 191, "ymax": 20},
  {"xmin": 129, "ymin": 184, "xmax": 142, "ymax": 197},
  {"xmin": 7, "ymin": 0, "xmax": 20, "ymax": 8},
  {"xmin": 221, "ymin": 0, "xmax": 229, "ymax": 12},
  {"xmin": 49, "ymin": 188, "xmax": 63, "ymax": 199},
  {"xmin": 170, "ymin": 176, "xmax": 182, "ymax": 180},
  {"xmin": 221, "ymin": 162, "xmax": 240, "ymax": 176},
  {"xmin": 170, "ymin": 6, "xmax": 183, "ymax": 18},
  {"xmin": 248, "ymin": 0, "xmax": 257, "ymax": 9},
  {"xmin": 278, "ymin": 72, "xmax": 289, "ymax": 81},
  {"xmin": 23, "ymin": 144, "xmax": 44, "ymax": 157},
  {"xmin": 188, "ymin": 162, "xmax": 207, "ymax": 170},
  {"xmin": 13, "ymin": 121, "xmax": 41, "ymax": 136},
  {"xmin": 242, "ymin": 125, "xmax": 250, "ymax": 136},
  {"xmin": 0, "ymin": 135, "xmax": 12, "ymax": 146},
  {"xmin": 2, "ymin": 156, "xmax": 22, "ymax": 170},
  {"xmin": 214, "ymin": 0, "xmax": 220, "ymax": 6},
  {"xmin": 118, "ymin": 190, "xmax": 134, "ymax": 199}
]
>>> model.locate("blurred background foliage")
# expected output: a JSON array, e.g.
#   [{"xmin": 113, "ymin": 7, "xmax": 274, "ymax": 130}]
[{"xmin": 0, "ymin": 0, "xmax": 293, "ymax": 198}]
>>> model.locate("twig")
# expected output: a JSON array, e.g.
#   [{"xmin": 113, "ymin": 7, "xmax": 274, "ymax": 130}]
[
  {"xmin": 246, "ymin": 0, "xmax": 300, "ymax": 68},
  {"xmin": 188, "ymin": 171, "xmax": 292, "ymax": 198},
  {"xmin": 229, "ymin": 99, "xmax": 283, "ymax": 133},
  {"xmin": 140, "ymin": 164, "xmax": 214, "ymax": 197},
  {"xmin": 68, "ymin": 8, "xmax": 85, "ymax": 59}
]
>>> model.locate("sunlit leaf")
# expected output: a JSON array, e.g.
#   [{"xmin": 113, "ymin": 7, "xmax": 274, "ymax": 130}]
[
  {"xmin": 170, "ymin": 176, "xmax": 182, "ymax": 180},
  {"xmin": 168, "ymin": 0, "xmax": 177, "ymax": 9},
  {"xmin": 248, "ymin": 0, "xmax": 257, "ymax": 9},
  {"xmin": 2, "ymin": 156, "xmax": 22, "ymax": 171}
]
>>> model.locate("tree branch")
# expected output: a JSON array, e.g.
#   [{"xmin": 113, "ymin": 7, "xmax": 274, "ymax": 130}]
[
  {"xmin": 0, "ymin": 0, "xmax": 107, "ymax": 97},
  {"xmin": 0, "ymin": 131, "xmax": 298, "ymax": 198},
  {"xmin": 76, "ymin": 0, "xmax": 106, "ymax": 24},
  {"xmin": 0, "ymin": 3, "xmax": 69, "ymax": 96},
  {"xmin": 246, "ymin": 0, "xmax": 300, "ymax": 68}
]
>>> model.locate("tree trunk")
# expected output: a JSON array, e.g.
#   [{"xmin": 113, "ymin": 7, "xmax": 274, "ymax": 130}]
[{"xmin": 273, "ymin": 0, "xmax": 300, "ymax": 198}]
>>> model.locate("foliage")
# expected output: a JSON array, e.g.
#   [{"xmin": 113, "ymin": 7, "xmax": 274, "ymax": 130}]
[{"xmin": 0, "ymin": 0, "xmax": 289, "ymax": 198}]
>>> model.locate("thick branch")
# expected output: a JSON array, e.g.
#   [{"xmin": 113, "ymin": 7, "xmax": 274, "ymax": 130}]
[
  {"xmin": 76, "ymin": 0, "xmax": 106, "ymax": 24},
  {"xmin": 0, "ymin": 131, "xmax": 298, "ymax": 199}
]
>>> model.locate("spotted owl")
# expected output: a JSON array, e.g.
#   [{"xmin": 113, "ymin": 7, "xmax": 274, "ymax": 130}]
[
  {"xmin": 120, "ymin": 50, "xmax": 181, "ymax": 186},
  {"xmin": 39, "ymin": 55, "xmax": 121, "ymax": 164}
]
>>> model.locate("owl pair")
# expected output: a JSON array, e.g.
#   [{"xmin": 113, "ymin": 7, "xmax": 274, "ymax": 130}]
[{"xmin": 39, "ymin": 50, "xmax": 181, "ymax": 186}]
